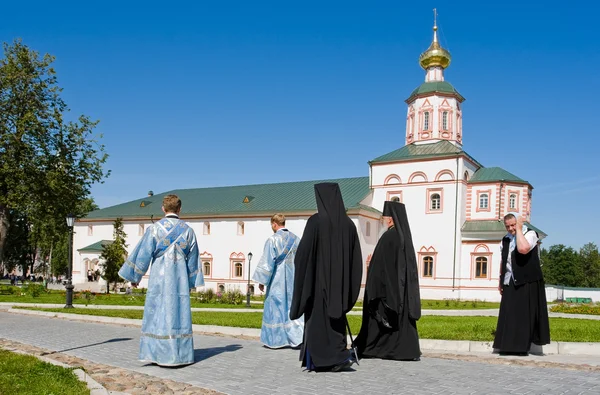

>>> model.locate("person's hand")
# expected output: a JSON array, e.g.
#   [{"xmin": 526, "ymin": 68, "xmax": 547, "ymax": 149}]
[
  {"xmin": 258, "ymin": 284, "xmax": 265, "ymax": 292},
  {"xmin": 498, "ymin": 284, "xmax": 503, "ymax": 295},
  {"xmin": 516, "ymin": 215, "xmax": 524, "ymax": 230}
]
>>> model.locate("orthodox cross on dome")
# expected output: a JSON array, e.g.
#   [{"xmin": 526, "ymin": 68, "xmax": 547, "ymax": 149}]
[{"xmin": 419, "ymin": 8, "xmax": 451, "ymax": 82}]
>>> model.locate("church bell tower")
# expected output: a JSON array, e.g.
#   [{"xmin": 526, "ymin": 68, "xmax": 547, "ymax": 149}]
[{"xmin": 405, "ymin": 10, "xmax": 465, "ymax": 146}]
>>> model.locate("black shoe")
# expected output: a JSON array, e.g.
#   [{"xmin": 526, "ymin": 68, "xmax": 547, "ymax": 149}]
[{"xmin": 330, "ymin": 359, "xmax": 354, "ymax": 372}]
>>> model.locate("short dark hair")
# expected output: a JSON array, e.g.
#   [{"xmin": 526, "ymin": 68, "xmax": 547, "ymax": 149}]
[
  {"xmin": 503, "ymin": 213, "xmax": 516, "ymax": 222},
  {"xmin": 163, "ymin": 194, "xmax": 182, "ymax": 213}
]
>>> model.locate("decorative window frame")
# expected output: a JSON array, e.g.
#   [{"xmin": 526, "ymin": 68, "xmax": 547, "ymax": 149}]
[
  {"xmin": 384, "ymin": 174, "xmax": 402, "ymax": 185},
  {"xmin": 426, "ymin": 188, "xmax": 443, "ymax": 214},
  {"xmin": 203, "ymin": 221, "xmax": 211, "ymax": 235},
  {"xmin": 423, "ymin": 111, "xmax": 430, "ymax": 132},
  {"xmin": 470, "ymin": 244, "xmax": 493, "ymax": 280},
  {"xmin": 138, "ymin": 224, "xmax": 145, "ymax": 236},
  {"xmin": 229, "ymin": 252, "xmax": 245, "ymax": 279},
  {"xmin": 476, "ymin": 189, "xmax": 492, "ymax": 212},
  {"xmin": 438, "ymin": 104, "xmax": 453, "ymax": 139},
  {"xmin": 408, "ymin": 171, "xmax": 428, "ymax": 184},
  {"xmin": 87, "ymin": 225, "xmax": 93, "ymax": 236},
  {"xmin": 385, "ymin": 190, "xmax": 403, "ymax": 202},
  {"xmin": 508, "ymin": 190, "xmax": 520, "ymax": 211},
  {"xmin": 237, "ymin": 221, "xmax": 244, "ymax": 236},
  {"xmin": 418, "ymin": 246, "xmax": 437, "ymax": 279},
  {"xmin": 406, "ymin": 106, "xmax": 416, "ymax": 143},
  {"xmin": 435, "ymin": 169, "xmax": 455, "ymax": 182},
  {"xmin": 200, "ymin": 252, "xmax": 213, "ymax": 279},
  {"xmin": 419, "ymin": 100, "xmax": 433, "ymax": 140}
]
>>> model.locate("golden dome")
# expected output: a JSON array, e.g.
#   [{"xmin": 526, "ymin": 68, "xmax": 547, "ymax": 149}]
[{"xmin": 419, "ymin": 25, "xmax": 451, "ymax": 70}]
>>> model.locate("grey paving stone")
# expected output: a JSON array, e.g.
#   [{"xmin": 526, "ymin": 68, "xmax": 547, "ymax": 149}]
[{"xmin": 1, "ymin": 312, "xmax": 599, "ymax": 395}]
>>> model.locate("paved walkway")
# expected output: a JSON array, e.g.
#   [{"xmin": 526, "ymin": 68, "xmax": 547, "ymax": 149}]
[{"xmin": 1, "ymin": 312, "xmax": 599, "ymax": 395}]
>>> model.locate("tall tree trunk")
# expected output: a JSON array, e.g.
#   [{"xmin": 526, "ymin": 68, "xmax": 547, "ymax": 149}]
[
  {"xmin": 48, "ymin": 246, "xmax": 53, "ymax": 277},
  {"xmin": 0, "ymin": 204, "xmax": 10, "ymax": 267}
]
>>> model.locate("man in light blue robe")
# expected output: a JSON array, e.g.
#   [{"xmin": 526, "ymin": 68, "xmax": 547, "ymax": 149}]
[
  {"xmin": 252, "ymin": 213, "xmax": 304, "ymax": 348},
  {"xmin": 118, "ymin": 194, "xmax": 204, "ymax": 366}
]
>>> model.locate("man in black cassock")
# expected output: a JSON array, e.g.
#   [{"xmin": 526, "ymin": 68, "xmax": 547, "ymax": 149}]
[
  {"xmin": 493, "ymin": 213, "xmax": 550, "ymax": 355},
  {"xmin": 355, "ymin": 200, "xmax": 421, "ymax": 361},
  {"xmin": 290, "ymin": 182, "xmax": 363, "ymax": 372}
]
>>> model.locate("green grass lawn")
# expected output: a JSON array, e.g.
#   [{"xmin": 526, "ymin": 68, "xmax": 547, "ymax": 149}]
[
  {"xmin": 352, "ymin": 299, "xmax": 501, "ymax": 310},
  {"xmin": 0, "ymin": 293, "xmax": 262, "ymax": 309},
  {"xmin": 2, "ymin": 293, "xmax": 501, "ymax": 310},
  {"xmin": 0, "ymin": 349, "xmax": 89, "ymax": 395},
  {"xmin": 17, "ymin": 307, "xmax": 600, "ymax": 343}
]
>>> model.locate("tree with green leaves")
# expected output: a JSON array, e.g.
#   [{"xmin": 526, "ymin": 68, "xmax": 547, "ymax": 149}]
[
  {"xmin": 44, "ymin": 198, "xmax": 99, "ymax": 277},
  {"xmin": 0, "ymin": 39, "xmax": 109, "ymax": 266},
  {"xmin": 100, "ymin": 218, "xmax": 128, "ymax": 294},
  {"xmin": 579, "ymin": 242, "xmax": 600, "ymax": 288},
  {"xmin": 540, "ymin": 244, "xmax": 583, "ymax": 287}
]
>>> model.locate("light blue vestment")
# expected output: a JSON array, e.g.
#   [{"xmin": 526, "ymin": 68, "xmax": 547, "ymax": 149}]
[
  {"xmin": 252, "ymin": 229, "xmax": 304, "ymax": 348},
  {"xmin": 118, "ymin": 217, "xmax": 204, "ymax": 366}
]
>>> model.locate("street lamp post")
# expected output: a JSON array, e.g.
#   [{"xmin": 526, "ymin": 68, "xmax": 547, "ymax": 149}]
[
  {"xmin": 65, "ymin": 214, "xmax": 76, "ymax": 309},
  {"xmin": 246, "ymin": 252, "xmax": 253, "ymax": 307}
]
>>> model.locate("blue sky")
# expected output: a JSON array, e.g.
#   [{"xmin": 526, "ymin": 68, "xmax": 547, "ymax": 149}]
[{"xmin": 2, "ymin": 1, "xmax": 598, "ymax": 249}]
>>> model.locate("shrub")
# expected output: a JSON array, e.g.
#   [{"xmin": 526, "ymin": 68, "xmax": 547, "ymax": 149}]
[{"xmin": 22, "ymin": 283, "xmax": 46, "ymax": 298}]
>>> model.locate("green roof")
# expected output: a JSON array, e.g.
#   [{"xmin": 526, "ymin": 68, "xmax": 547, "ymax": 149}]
[
  {"xmin": 406, "ymin": 81, "xmax": 465, "ymax": 103},
  {"xmin": 469, "ymin": 167, "xmax": 527, "ymax": 184},
  {"xmin": 78, "ymin": 240, "xmax": 113, "ymax": 252},
  {"xmin": 84, "ymin": 177, "xmax": 372, "ymax": 220},
  {"xmin": 461, "ymin": 220, "xmax": 547, "ymax": 238},
  {"xmin": 369, "ymin": 140, "xmax": 482, "ymax": 166}
]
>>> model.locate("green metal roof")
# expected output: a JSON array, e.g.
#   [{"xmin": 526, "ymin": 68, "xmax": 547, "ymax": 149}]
[
  {"xmin": 461, "ymin": 220, "xmax": 547, "ymax": 238},
  {"xmin": 469, "ymin": 167, "xmax": 527, "ymax": 184},
  {"xmin": 369, "ymin": 140, "xmax": 482, "ymax": 166},
  {"xmin": 406, "ymin": 81, "xmax": 465, "ymax": 103},
  {"xmin": 84, "ymin": 177, "xmax": 372, "ymax": 220},
  {"xmin": 78, "ymin": 240, "xmax": 113, "ymax": 252}
]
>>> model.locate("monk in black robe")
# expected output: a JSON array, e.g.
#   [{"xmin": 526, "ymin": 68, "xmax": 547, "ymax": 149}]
[
  {"xmin": 290, "ymin": 182, "xmax": 363, "ymax": 372},
  {"xmin": 355, "ymin": 201, "xmax": 421, "ymax": 361}
]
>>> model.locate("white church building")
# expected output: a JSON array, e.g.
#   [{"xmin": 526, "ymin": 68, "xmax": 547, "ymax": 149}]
[{"xmin": 72, "ymin": 21, "xmax": 545, "ymax": 302}]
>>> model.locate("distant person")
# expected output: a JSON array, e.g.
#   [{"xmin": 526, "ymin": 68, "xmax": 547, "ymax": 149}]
[
  {"xmin": 290, "ymin": 183, "xmax": 363, "ymax": 372},
  {"xmin": 493, "ymin": 213, "xmax": 550, "ymax": 355},
  {"xmin": 252, "ymin": 213, "xmax": 303, "ymax": 349},
  {"xmin": 119, "ymin": 194, "xmax": 204, "ymax": 366}
]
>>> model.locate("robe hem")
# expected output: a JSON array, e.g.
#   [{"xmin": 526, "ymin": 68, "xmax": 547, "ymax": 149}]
[{"xmin": 139, "ymin": 359, "xmax": 193, "ymax": 367}]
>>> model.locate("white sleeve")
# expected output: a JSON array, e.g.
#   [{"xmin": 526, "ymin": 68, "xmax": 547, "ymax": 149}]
[{"xmin": 524, "ymin": 231, "xmax": 539, "ymax": 253}]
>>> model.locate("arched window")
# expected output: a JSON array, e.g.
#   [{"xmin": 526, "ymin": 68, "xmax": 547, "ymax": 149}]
[
  {"xmin": 423, "ymin": 256, "xmax": 434, "ymax": 277},
  {"xmin": 203, "ymin": 261, "xmax": 211, "ymax": 276},
  {"xmin": 248, "ymin": 285, "xmax": 255, "ymax": 295},
  {"xmin": 203, "ymin": 222, "xmax": 210, "ymax": 235},
  {"xmin": 424, "ymin": 111, "xmax": 430, "ymax": 131},
  {"xmin": 509, "ymin": 194, "xmax": 517, "ymax": 209},
  {"xmin": 479, "ymin": 193, "xmax": 489, "ymax": 209},
  {"xmin": 463, "ymin": 171, "xmax": 469, "ymax": 181},
  {"xmin": 237, "ymin": 221, "xmax": 244, "ymax": 235},
  {"xmin": 475, "ymin": 257, "xmax": 488, "ymax": 278},
  {"xmin": 430, "ymin": 193, "xmax": 441, "ymax": 211},
  {"xmin": 442, "ymin": 111, "xmax": 448, "ymax": 130},
  {"xmin": 234, "ymin": 262, "xmax": 243, "ymax": 277},
  {"xmin": 218, "ymin": 284, "xmax": 225, "ymax": 292},
  {"xmin": 366, "ymin": 222, "xmax": 371, "ymax": 237}
]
